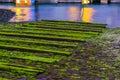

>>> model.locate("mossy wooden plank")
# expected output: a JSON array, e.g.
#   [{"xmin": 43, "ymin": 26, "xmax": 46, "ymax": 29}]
[
  {"xmin": 0, "ymin": 53, "xmax": 59, "ymax": 63},
  {"xmin": 23, "ymin": 25, "xmax": 104, "ymax": 32},
  {"xmin": 0, "ymin": 62, "xmax": 44, "ymax": 75},
  {"xmin": 1, "ymin": 29, "xmax": 96, "ymax": 39},
  {"xmin": 0, "ymin": 32, "xmax": 85, "ymax": 42},
  {"xmin": 0, "ymin": 45, "xmax": 72, "ymax": 55},
  {"xmin": 41, "ymin": 20, "xmax": 107, "ymax": 26},
  {"xmin": 13, "ymin": 26, "xmax": 100, "ymax": 35},
  {"xmin": 0, "ymin": 36, "xmax": 76, "ymax": 46},
  {"xmin": 0, "ymin": 38, "xmax": 76, "ymax": 48}
]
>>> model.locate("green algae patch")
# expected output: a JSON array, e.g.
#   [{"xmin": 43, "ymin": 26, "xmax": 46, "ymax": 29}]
[
  {"xmin": 0, "ymin": 78, "xmax": 8, "ymax": 80},
  {"xmin": 0, "ymin": 20, "xmax": 106, "ymax": 79}
]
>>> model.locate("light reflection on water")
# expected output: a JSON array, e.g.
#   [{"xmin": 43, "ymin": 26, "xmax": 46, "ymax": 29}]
[
  {"xmin": 0, "ymin": 4, "xmax": 36, "ymax": 22},
  {"xmin": 0, "ymin": 3, "xmax": 120, "ymax": 28},
  {"xmin": 68, "ymin": 7, "xmax": 81, "ymax": 21},
  {"xmin": 81, "ymin": 7, "xmax": 95, "ymax": 22},
  {"xmin": 10, "ymin": 7, "xmax": 36, "ymax": 22}
]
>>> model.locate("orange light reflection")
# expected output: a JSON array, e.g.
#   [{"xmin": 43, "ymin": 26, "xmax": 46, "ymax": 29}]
[
  {"xmin": 16, "ymin": 0, "xmax": 31, "ymax": 6},
  {"xmin": 68, "ymin": 7, "xmax": 80, "ymax": 21}
]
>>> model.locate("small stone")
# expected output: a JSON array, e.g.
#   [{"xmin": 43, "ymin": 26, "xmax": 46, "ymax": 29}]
[
  {"xmin": 73, "ymin": 74, "xmax": 79, "ymax": 76},
  {"xmin": 113, "ymin": 43, "xmax": 120, "ymax": 49}
]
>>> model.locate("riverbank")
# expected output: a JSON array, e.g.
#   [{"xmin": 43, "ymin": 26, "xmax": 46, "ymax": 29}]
[
  {"xmin": 36, "ymin": 28, "xmax": 120, "ymax": 80},
  {"xmin": 0, "ymin": 9, "xmax": 15, "ymax": 22},
  {"xmin": 0, "ymin": 20, "xmax": 119, "ymax": 80}
]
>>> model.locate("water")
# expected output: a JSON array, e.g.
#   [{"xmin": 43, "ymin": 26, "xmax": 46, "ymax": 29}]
[{"xmin": 0, "ymin": 3, "xmax": 120, "ymax": 28}]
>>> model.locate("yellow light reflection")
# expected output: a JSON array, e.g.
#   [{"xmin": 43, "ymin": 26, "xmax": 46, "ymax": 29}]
[
  {"xmin": 81, "ymin": 7, "xmax": 95, "ymax": 22},
  {"xmin": 82, "ymin": 0, "xmax": 90, "ymax": 4},
  {"xmin": 16, "ymin": 0, "xmax": 20, "ymax": 3},
  {"xmin": 10, "ymin": 7, "xmax": 32, "ymax": 22},
  {"xmin": 25, "ymin": 0, "xmax": 28, "ymax": 3},
  {"xmin": 68, "ymin": 7, "xmax": 80, "ymax": 21}
]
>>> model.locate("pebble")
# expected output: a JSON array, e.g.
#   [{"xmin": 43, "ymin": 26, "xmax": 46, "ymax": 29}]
[{"xmin": 113, "ymin": 43, "xmax": 120, "ymax": 49}]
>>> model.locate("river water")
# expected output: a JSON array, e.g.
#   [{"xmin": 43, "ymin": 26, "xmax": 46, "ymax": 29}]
[{"xmin": 0, "ymin": 3, "xmax": 120, "ymax": 28}]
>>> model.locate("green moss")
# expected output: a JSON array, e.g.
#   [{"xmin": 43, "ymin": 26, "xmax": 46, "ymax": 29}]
[
  {"xmin": 0, "ymin": 78, "xmax": 8, "ymax": 80},
  {"xmin": 71, "ymin": 76, "xmax": 81, "ymax": 79},
  {"xmin": 0, "ymin": 20, "xmax": 106, "ymax": 79}
]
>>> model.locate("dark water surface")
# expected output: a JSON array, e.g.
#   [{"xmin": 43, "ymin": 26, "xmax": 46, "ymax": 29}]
[{"xmin": 0, "ymin": 3, "xmax": 120, "ymax": 28}]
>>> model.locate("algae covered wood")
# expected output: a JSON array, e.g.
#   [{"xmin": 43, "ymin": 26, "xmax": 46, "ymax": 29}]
[{"xmin": 0, "ymin": 20, "xmax": 106, "ymax": 79}]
